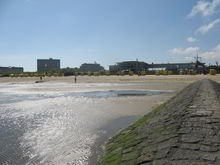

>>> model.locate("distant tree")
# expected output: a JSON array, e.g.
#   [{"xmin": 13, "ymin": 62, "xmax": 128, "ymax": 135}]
[
  {"xmin": 128, "ymin": 71, "xmax": 134, "ymax": 76},
  {"xmin": 209, "ymin": 69, "xmax": 217, "ymax": 75}
]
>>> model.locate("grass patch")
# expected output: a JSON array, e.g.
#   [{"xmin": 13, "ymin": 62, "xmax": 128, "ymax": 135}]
[
  {"xmin": 98, "ymin": 101, "xmax": 168, "ymax": 165},
  {"xmin": 98, "ymin": 81, "xmax": 198, "ymax": 164}
]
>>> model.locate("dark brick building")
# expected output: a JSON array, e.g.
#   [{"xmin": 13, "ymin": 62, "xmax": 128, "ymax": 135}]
[{"xmin": 37, "ymin": 58, "xmax": 60, "ymax": 72}]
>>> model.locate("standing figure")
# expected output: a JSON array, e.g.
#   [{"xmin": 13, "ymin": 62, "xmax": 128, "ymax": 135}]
[{"xmin": 75, "ymin": 75, "xmax": 77, "ymax": 83}]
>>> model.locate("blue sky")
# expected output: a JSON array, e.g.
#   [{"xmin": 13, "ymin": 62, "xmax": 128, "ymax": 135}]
[{"xmin": 0, "ymin": 0, "xmax": 220, "ymax": 71}]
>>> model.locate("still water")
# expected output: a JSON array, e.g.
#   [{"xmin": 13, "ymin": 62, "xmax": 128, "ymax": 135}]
[{"xmin": 0, "ymin": 82, "xmax": 170, "ymax": 165}]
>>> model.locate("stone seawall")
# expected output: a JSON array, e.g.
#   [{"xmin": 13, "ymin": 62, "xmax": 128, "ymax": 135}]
[{"xmin": 98, "ymin": 79, "xmax": 220, "ymax": 165}]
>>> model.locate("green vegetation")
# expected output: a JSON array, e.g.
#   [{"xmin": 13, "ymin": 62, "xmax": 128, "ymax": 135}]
[
  {"xmin": 98, "ymin": 83, "xmax": 191, "ymax": 165},
  {"xmin": 190, "ymin": 69, "xmax": 197, "ymax": 75},
  {"xmin": 3, "ymin": 68, "xmax": 213, "ymax": 78},
  {"xmin": 94, "ymin": 72, "xmax": 100, "ymax": 76},
  {"xmin": 140, "ymin": 71, "xmax": 146, "ymax": 76},
  {"xmin": 8, "ymin": 72, "xmax": 64, "ymax": 77},
  {"xmin": 209, "ymin": 69, "xmax": 217, "ymax": 75},
  {"xmin": 0, "ymin": 73, "xmax": 10, "ymax": 77},
  {"xmin": 88, "ymin": 72, "xmax": 93, "ymax": 76},
  {"xmin": 168, "ymin": 71, "xmax": 173, "ymax": 75},
  {"xmin": 128, "ymin": 71, "xmax": 134, "ymax": 76},
  {"xmin": 155, "ymin": 70, "xmax": 170, "ymax": 75},
  {"xmin": 105, "ymin": 71, "xmax": 111, "ymax": 76},
  {"xmin": 98, "ymin": 101, "xmax": 169, "ymax": 165},
  {"xmin": 155, "ymin": 71, "xmax": 160, "ymax": 76},
  {"xmin": 179, "ymin": 69, "xmax": 198, "ymax": 75},
  {"xmin": 117, "ymin": 71, "xmax": 125, "ymax": 76}
]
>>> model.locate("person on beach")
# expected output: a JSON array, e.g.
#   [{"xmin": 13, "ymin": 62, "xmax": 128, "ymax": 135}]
[{"xmin": 75, "ymin": 75, "xmax": 77, "ymax": 83}]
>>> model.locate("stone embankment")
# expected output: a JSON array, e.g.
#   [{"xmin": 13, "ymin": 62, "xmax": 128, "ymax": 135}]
[{"xmin": 99, "ymin": 79, "xmax": 220, "ymax": 165}]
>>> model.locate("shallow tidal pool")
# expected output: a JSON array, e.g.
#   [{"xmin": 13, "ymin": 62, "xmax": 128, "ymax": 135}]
[{"xmin": 0, "ymin": 82, "xmax": 173, "ymax": 165}]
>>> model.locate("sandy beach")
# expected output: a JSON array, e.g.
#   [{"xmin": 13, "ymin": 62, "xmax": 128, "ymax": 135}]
[
  {"xmin": 1, "ymin": 74, "xmax": 220, "ymax": 84},
  {"xmin": 0, "ymin": 75, "xmax": 220, "ymax": 165}
]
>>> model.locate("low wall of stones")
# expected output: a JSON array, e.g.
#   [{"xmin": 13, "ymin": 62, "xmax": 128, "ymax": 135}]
[{"xmin": 98, "ymin": 79, "xmax": 220, "ymax": 165}]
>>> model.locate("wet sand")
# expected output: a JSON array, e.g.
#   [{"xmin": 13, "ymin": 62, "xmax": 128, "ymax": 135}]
[{"xmin": 0, "ymin": 75, "xmax": 219, "ymax": 164}]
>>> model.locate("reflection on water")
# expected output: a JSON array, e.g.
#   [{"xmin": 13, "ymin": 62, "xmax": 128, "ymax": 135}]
[
  {"xmin": 0, "ymin": 83, "xmax": 170, "ymax": 165},
  {"xmin": 74, "ymin": 90, "xmax": 164, "ymax": 98}
]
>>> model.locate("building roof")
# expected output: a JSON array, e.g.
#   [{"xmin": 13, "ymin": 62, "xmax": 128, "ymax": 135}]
[
  {"xmin": 37, "ymin": 58, "xmax": 60, "ymax": 61},
  {"xmin": 0, "ymin": 66, "xmax": 23, "ymax": 69},
  {"xmin": 148, "ymin": 62, "xmax": 205, "ymax": 66}
]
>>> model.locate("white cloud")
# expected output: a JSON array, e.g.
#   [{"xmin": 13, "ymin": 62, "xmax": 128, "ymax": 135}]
[
  {"xmin": 187, "ymin": 37, "xmax": 198, "ymax": 43},
  {"xmin": 196, "ymin": 19, "xmax": 220, "ymax": 34},
  {"xmin": 169, "ymin": 47, "xmax": 200, "ymax": 55},
  {"xmin": 188, "ymin": 0, "xmax": 220, "ymax": 17},
  {"xmin": 200, "ymin": 44, "xmax": 220, "ymax": 59},
  {"xmin": 184, "ymin": 56, "xmax": 194, "ymax": 61},
  {"xmin": 170, "ymin": 44, "xmax": 220, "ymax": 63}
]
